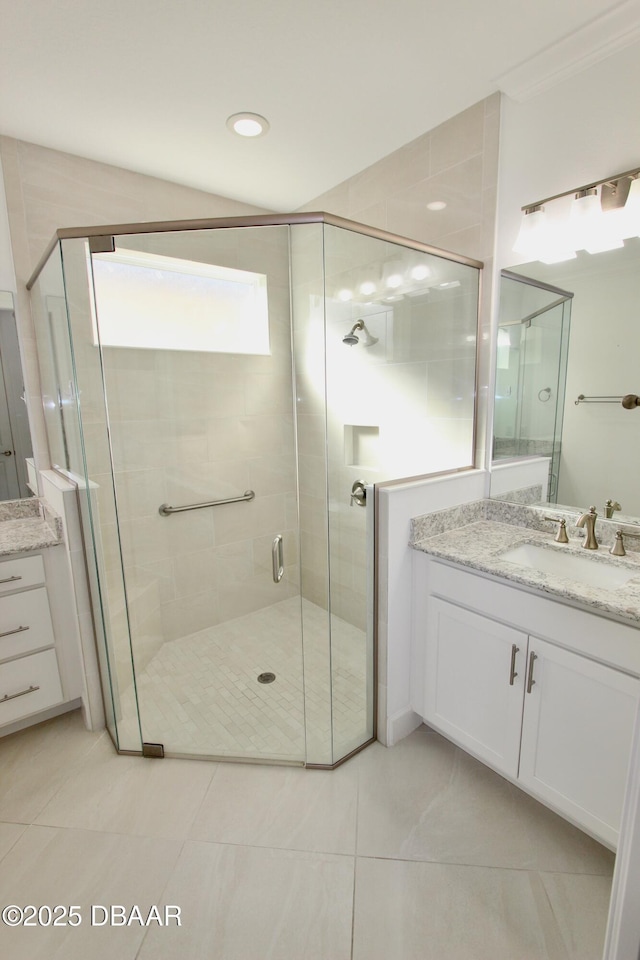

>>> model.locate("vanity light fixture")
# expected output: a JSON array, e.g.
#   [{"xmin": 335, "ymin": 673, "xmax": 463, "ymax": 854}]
[
  {"xmin": 359, "ymin": 280, "xmax": 376, "ymax": 297},
  {"xmin": 226, "ymin": 112, "xmax": 270, "ymax": 137},
  {"xmin": 514, "ymin": 166, "xmax": 640, "ymax": 262}
]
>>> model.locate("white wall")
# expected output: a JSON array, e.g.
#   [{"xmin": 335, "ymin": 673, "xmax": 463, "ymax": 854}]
[{"xmin": 0, "ymin": 159, "xmax": 16, "ymax": 293}]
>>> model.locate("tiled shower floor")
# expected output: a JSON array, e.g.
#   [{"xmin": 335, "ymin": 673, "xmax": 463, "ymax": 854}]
[{"xmin": 117, "ymin": 598, "xmax": 369, "ymax": 762}]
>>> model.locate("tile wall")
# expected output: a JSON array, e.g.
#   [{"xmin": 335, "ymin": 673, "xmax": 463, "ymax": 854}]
[{"xmin": 300, "ymin": 94, "xmax": 501, "ymax": 737}]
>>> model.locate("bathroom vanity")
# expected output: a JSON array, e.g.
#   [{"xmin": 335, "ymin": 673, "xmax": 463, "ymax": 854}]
[
  {"xmin": 411, "ymin": 504, "xmax": 640, "ymax": 850},
  {"xmin": 0, "ymin": 499, "xmax": 70, "ymax": 731}
]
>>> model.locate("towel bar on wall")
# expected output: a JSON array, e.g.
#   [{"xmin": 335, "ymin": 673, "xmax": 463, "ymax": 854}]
[{"xmin": 575, "ymin": 394, "xmax": 640, "ymax": 408}]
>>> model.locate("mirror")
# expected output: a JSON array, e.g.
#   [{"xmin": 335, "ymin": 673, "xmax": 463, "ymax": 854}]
[
  {"xmin": 0, "ymin": 291, "xmax": 33, "ymax": 500},
  {"xmin": 491, "ymin": 237, "xmax": 640, "ymax": 524}
]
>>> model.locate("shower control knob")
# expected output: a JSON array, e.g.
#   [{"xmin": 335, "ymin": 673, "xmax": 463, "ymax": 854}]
[{"xmin": 350, "ymin": 479, "xmax": 367, "ymax": 507}]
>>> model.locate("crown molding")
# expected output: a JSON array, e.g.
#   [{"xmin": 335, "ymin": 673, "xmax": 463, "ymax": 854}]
[{"xmin": 493, "ymin": 0, "xmax": 640, "ymax": 101}]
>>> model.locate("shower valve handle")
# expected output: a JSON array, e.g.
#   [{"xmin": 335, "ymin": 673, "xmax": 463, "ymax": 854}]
[{"xmin": 350, "ymin": 480, "xmax": 367, "ymax": 507}]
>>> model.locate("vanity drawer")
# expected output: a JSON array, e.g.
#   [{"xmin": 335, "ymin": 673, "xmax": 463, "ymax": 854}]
[
  {"xmin": 0, "ymin": 588, "xmax": 55, "ymax": 661},
  {"xmin": 0, "ymin": 649, "xmax": 63, "ymax": 726},
  {"xmin": 0, "ymin": 555, "xmax": 46, "ymax": 595}
]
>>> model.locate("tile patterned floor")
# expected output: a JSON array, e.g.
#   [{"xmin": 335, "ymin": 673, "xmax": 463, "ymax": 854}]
[
  {"xmin": 118, "ymin": 597, "xmax": 369, "ymax": 762},
  {"xmin": 0, "ymin": 713, "xmax": 614, "ymax": 959}
]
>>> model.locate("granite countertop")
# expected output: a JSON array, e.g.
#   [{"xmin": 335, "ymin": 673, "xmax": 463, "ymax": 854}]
[
  {"xmin": 412, "ymin": 517, "xmax": 640, "ymax": 625},
  {"xmin": 0, "ymin": 498, "xmax": 63, "ymax": 557}
]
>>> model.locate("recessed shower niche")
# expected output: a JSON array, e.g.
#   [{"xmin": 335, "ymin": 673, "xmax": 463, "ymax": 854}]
[
  {"xmin": 344, "ymin": 425, "xmax": 380, "ymax": 470},
  {"xmin": 28, "ymin": 213, "xmax": 481, "ymax": 767}
]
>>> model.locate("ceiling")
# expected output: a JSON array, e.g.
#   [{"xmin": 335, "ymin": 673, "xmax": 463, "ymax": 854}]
[{"xmin": 0, "ymin": 0, "xmax": 630, "ymax": 210}]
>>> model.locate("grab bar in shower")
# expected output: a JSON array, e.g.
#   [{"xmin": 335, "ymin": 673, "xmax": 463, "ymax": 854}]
[{"xmin": 159, "ymin": 490, "xmax": 255, "ymax": 516}]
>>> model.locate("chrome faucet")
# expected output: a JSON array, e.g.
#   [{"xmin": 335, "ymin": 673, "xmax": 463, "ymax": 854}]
[{"xmin": 576, "ymin": 506, "xmax": 598, "ymax": 549}]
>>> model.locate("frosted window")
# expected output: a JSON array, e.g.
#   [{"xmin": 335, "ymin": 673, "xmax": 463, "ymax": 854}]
[{"xmin": 89, "ymin": 248, "xmax": 270, "ymax": 354}]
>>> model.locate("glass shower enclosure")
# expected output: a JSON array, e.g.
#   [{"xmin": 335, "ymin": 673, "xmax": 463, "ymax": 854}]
[
  {"xmin": 493, "ymin": 270, "xmax": 572, "ymax": 502},
  {"xmin": 28, "ymin": 213, "xmax": 481, "ymax": 767}
]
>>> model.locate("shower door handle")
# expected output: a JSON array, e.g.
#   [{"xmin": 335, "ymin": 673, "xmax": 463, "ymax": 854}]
[{"xmin": 272, "ymin": 534, "xmax": 284, "ymax": 583}]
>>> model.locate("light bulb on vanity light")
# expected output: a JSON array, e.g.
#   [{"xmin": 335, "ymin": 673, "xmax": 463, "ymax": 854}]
[
  {"xmin": 514, "ymin": 204, "xmax": 575, "ymax": 264},
  {"xmin": 571, "ymin": 188, "xmax": 623, "ymax": 254},
  {"xmin": 622, "ymin": 176, "xmax": 640, "ymax": 237}
]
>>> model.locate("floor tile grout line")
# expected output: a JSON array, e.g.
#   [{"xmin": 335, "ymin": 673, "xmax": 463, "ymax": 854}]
[
  {"xmin": 350, "ymin": 855, "xmax": 358, "ymax": 960},
  {"xmin": 177, "ymin": 834, "xmax": 357, "ymax": 860},
  {"xmin": 534, "ymin": 867, "xmax": 573, "ymax": 960},
  {"xmin": 0, "ymin": 821, "xmax": 28, "ymax": 866},
  {"xmin": 354, "ymin": 851, "xmax": 614, "ymax": 877},
  {"xmin": 133, "ymin": 836, "xmax": 189, "ymax": 960}
]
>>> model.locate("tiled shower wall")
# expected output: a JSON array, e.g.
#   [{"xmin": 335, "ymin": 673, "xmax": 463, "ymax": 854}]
[{"xmin": 299, "ymin": 94, "xmax": 501, "ymax": 700}]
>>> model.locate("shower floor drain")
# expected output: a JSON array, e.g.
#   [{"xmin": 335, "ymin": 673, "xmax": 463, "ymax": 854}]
[{"xmin": 257, "ymin": 672, "xmax": 276, "ymax": 684}]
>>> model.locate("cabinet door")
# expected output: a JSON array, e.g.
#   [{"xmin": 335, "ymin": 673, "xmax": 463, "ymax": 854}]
[
  {"xmin": 520, "ymin": 635, "xmax": 640, "ymax": 847},
  {"xmin": 423, "ymin": 598, "xmax": 527, "ymax": 778}
]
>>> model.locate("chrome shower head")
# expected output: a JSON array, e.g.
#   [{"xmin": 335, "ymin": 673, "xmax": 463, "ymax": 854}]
[{"xmin": 342, "ymin": 319, "xmax": 378, "ymax": 347}]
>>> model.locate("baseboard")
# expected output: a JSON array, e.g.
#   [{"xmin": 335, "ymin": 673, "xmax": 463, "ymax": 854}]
[{"xmin": 386, "ymin": 706, "xmax": 422, "ymax": 746}]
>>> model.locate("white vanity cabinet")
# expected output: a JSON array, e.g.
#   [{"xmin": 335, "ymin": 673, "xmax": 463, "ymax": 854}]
[
  {"xmin": 413, "ymin": 552, "xmax": 640, "ymax": 849},
  {"xmin": 519, "ymin": 635, "xmax": 639, "ymax": 846},
  {"xmin": 0, "ymin": 554, "xmax": 64, "ymax": 726},
  {"xmin": 424, "ymin": 599, "xmax": 525, "ymax": 778}
]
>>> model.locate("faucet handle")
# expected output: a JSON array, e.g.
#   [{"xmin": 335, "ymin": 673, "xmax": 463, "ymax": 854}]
[
  {"xmin": 544, "ymin": 516, "xmax": 569, "ymax": 543},
  {"xmin": 605, "ymin": 499, "xmax": 621, "ymax": 519},
  {"xmin": 612, "ymin": 527, "xmax": 640, "ymax": 557}
]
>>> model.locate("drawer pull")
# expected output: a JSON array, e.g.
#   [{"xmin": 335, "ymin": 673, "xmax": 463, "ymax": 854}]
[
  {"xmin": 0, "ymin": 625, "xmax": 30, "ymax": 640},
  {"xmin": 526, "ymin": 651, "xmax": 538, "ymax": 694},
  {"xmin": 509, "ymin": 644, "xmax": 519, "ymax": 685},
  {"xmin": 1, "ymin": 684, "xmax": 40, "ymax": 703},
  {"xmin": 0, "ymin": 575, "xmax": 22, "ymax": 585}
]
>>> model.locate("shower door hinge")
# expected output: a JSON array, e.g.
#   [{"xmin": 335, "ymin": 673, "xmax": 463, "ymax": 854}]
[
  {"xmin": 142, "ymin": 742, "xmax": 165, "ymax": 759},
  {"xmin": 89, "ymin": 235, "xmax": 115, "ymax": 254}
]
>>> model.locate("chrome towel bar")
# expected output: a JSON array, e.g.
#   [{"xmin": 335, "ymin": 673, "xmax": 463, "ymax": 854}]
[
  {"xmin": 159, "ymin": 490, "xmax": 255, "ymax": 516},
  {"xmin": 575, "ymin": 394, "xmax": 640, "ymax": 407}
]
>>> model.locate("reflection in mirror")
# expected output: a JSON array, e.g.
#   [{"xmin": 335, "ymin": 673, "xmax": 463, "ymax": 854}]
[
  {"xmin": 0, "ymin": 292, "xmax": 33, "ymax": 500},
  {"xmin": 491, "ymin": 238, "xmax": 640, "ymax": 523}
]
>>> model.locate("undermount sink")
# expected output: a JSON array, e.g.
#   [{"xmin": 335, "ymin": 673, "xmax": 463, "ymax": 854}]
[{"xmin": 500, "ymin": 542, "xmax": 635, "ymax": 591}]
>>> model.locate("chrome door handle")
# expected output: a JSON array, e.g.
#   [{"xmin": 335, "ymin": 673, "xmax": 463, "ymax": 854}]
[
  {"xmin": 272, "ymin": 534, "xmax": 284, "ymax": 583},
  {"xmin": 526, "ymin": 651, "xmax": 538, "ymax": 694}
]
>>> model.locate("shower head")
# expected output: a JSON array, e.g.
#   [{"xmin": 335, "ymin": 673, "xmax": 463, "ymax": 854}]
[{"xmin": 342, "ymin": 319, "xmax": 379, "ymax": 347}]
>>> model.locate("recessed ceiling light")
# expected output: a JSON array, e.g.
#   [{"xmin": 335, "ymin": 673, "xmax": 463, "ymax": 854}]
[
  {"xmin": 226, "ymin": 112, "xmax": 270, "ymax": 138},
  {"xmin": 427, "ymin": 200, "xmax": 447, "ymax": 211}
]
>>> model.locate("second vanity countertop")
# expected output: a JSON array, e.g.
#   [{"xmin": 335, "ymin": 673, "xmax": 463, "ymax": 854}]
[
  {"xmin": 0, "ymin": 498, "xmax": 63, "ymax": 557},
  {"xmin": 411, "ymin": 518, "xmax": 640, "ymax": 626}
]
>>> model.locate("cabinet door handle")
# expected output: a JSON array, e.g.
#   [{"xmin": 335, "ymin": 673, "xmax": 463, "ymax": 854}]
[
  {"xmin": 1, "ymin": 684, "xmax": 40, "ymax": 704},
  {"xmin": 509, "ymin": 644, "xmax": 519, "ymax": 685},
  {"xmin": 0, "ymin": 625, "xmax": 30, "ymax": 640},
  {"xmin": 0, "ymin": 575, "xmax": 22, "ymax": 585},
  {"xmin": 526, "ymin": 651, "xmax": 538, "ymax": 694}
]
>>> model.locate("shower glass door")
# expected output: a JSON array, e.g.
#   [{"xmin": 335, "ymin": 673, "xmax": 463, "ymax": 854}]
[{"xmin": 87, "ymin": 226, "xmax": 307, "ymax": 762}]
